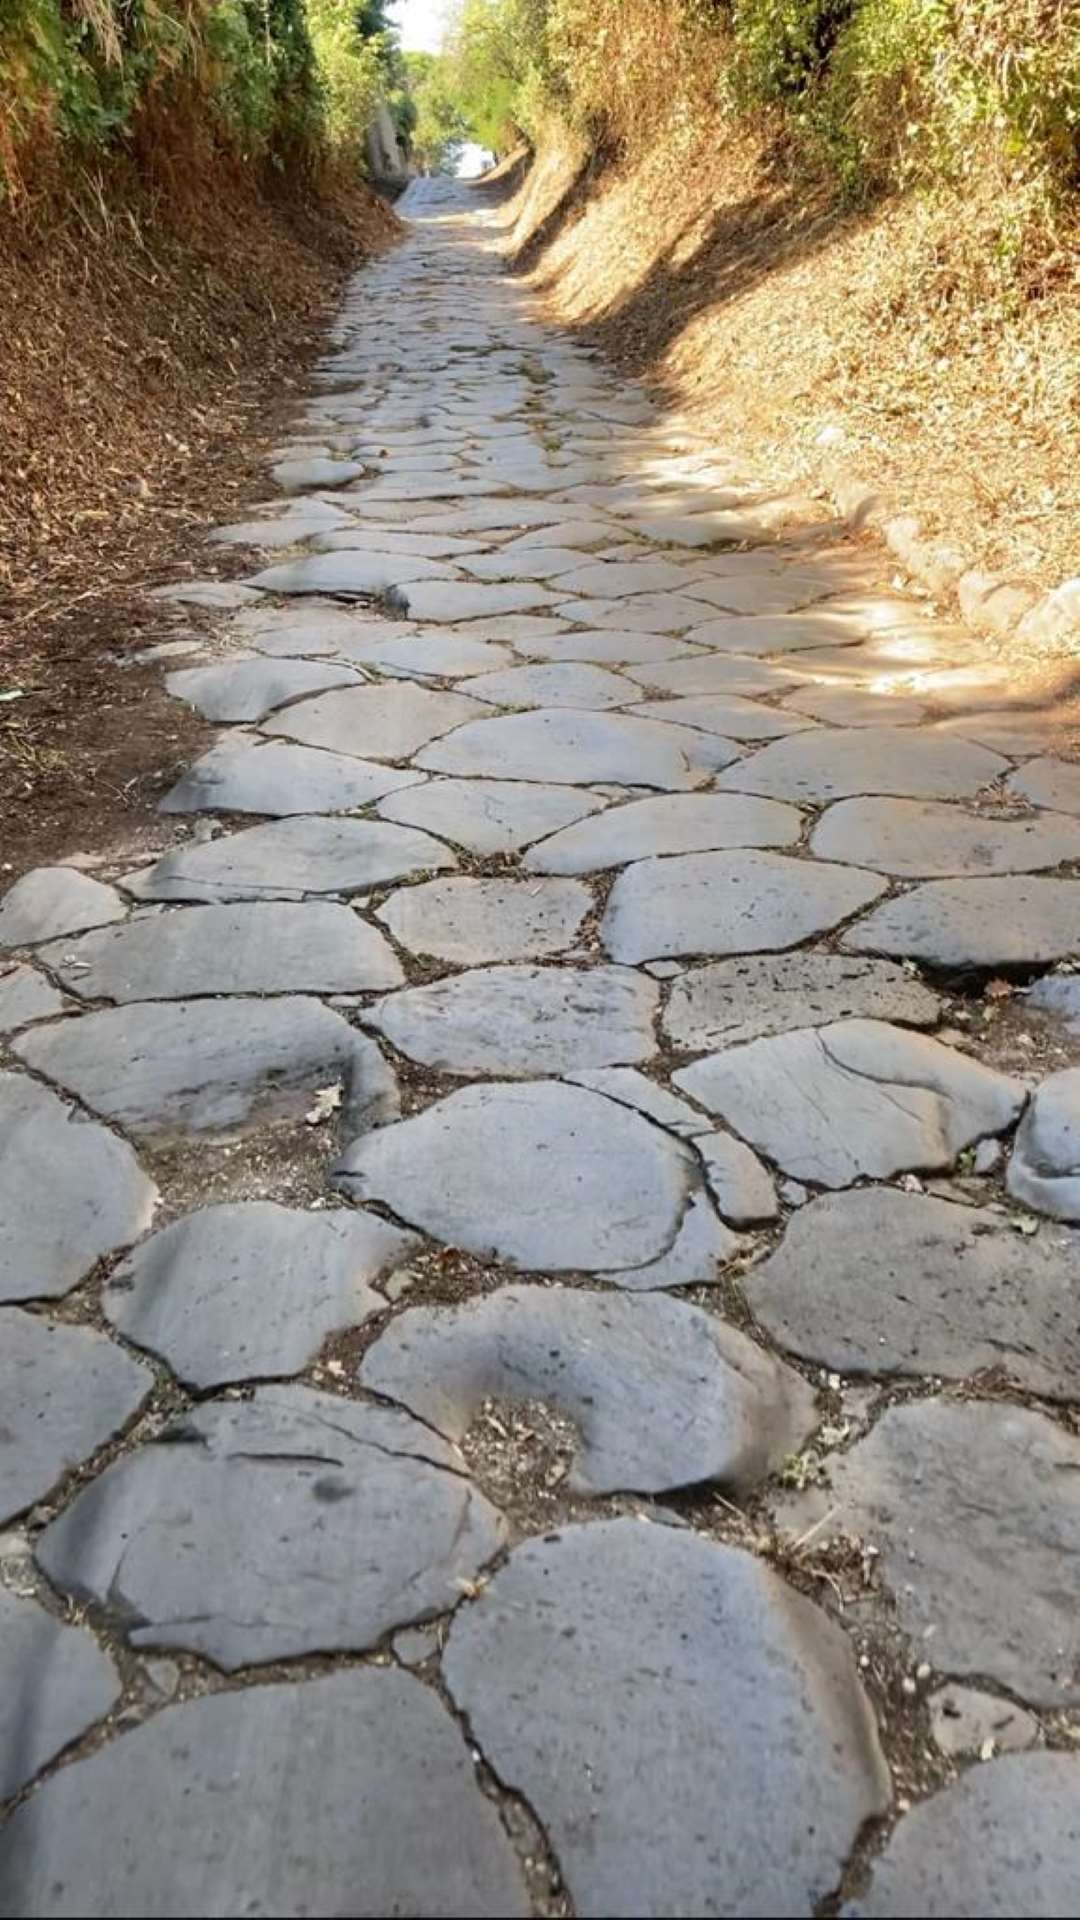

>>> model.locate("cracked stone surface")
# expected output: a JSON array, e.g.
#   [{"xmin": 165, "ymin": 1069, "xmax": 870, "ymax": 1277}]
[
  {"xmin": 444, "ymin": 1520, "xmax": 890, "ymax": 1917},
  {"xmin": 602, "ymin": 849, "xmax": 887, "ymax": 963},
  {"xmin": 843, "ymin": 875, "xmax": 1080, "ymax": 968},
  {"xmin": 1009, "ymin": 755, "xmax": 1080, "ymax": 817},
  {"xmin": 698, "ymin": 1131, "xmax": 778, "ymax": 1225},
  {"xmin": 106, "ymin": 1202, "xmax": 418, "ymax": 1388},
  {"xmin": 607, "ymin": 1187, "xmax": 743, "ymax": 1289},
  {"xmin": 0, "ymin": 1670, "xmax": 527, "ymax": 1918},
  {"xmin": 250, "ymin": 550, "xmax": 457, "ymax": 596},
  {"xmin": 0, "ymin": 1072, "xmax": 157, "ymax": 1303},
  {"xmin": 414, "ymin": 707, "xmax": 725, "ymax": 787},
  {"xmin": 675, "ymin": 1019, "xmax": 1024, "ymax": 1186},
  {"xmin": 124, "ymin": 815, "xmax": 455, "ymax": 902},
  {"xmin": 717, "ymin": 726, "xmax": 1007, "ymax": 803},
  {"xmin": 566, "ymin": 1065, "xmax": 711, "ymax": 1137},
  {"xmin": 377, "ymin": 776, "xmax": 606, "ymax": 852},
  {"xmin": 464, "ymin": 660, "xmax": 639, "ymax": 708},
  {"xmin": 0, "ymin": 1590, "xmax": 120, "ymax": 1799},
  {"xmin": 811, "ymin": 796, "xmax": 1080, "ymax": 876},
  {"xmin": 376, "ymin": 875, "xmax": 591, "ymax": 963},
  {"xmin": 628, "ymin": 693, "xmax": 814, "ymax": 740},
  {"xmin": 0, "ymin": 867, "xmax": 125, "ymax": 949},
  {"xmin": 361, "ymin": 1286, "xmax": 815, "ymax": 1495},
  {"xmin": 664, "ymin": 951, "xmax": 942, "ymax": 1049},
  {"xmin": 37, "ymin": 1389, "xmax": 505, "ymax": 1668},
  {"xmin": 260, "ymin": 681, "xmax": 484, "ymax": 760},
  {"xmin": 160, "ymin": 738, "xmax": 425, "ymax": 815},
  {"xmin": 389, "ymin": 579, "xmax": 557, "ymax": 621},
  {"xmin": 1, "ymin": 1308, "xmax": 152, "ymax": 1524},
  {"xmin": 365, "ymin": 963, "xmax": 657, "ymax": 1074},
  {"xmin": 0, "ymin": 964, "xmax": 65, "ymax": 1032},
  {"xmin": 165, "ymin": 656, "xmax": 358, "ymax": 722},
  {"xmin": 1007, "ymin": 1068, "xmax": 1080, "ymax": 1221},
  {"xmin": 525, "ymin": 791, "xmax": 803, "ymax": 873}
]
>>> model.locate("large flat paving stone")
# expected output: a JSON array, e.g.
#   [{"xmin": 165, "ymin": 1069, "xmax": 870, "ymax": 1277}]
[
  {"xmin": 780, "ymin": 683, "xmax": 930, "ymax": 727},
  {"xmin": 607, "ymin": 1187, "xmax": 743, "ymax": 1290},
  {"xmin": 514, "ymin": 628, "xmax": 695, "ymax": 665},
  {"xmin": 1009, "ymin": 755, "xmax": 1080, "ymax": 817},
  {"xmin": 1007, "ymin": 1068, "xmax": 1080, "ymax": 1222},
  {"xmin": 37, "ymin": 1389, "xmax": 504, "ymax": 1668},
  {"xmin": 389, "ymin": 580, "xmax": 557, "ymax": 621},
  {"xmin": 414, "ymin": 707, "xmax": 727, "ymax": 788},
  {"xmin": 124, "ymin": 816, "xmax": 455, "ymax": 902},
  {"xmin": 0, "ymin": 1073, "xmax": 157, "ymax": 1303},
  {"xmin": 812, "ymin": 797, "xmax": 1080, "ymax": 876},
  {"xmin": 525, "ymin": 792, "xmax": 803, "ymax": 874},
  {"xmin": 337, "ymin": 628, "xmax": 514, "ymax": 676},
  {"xmin": 249, "ymin": 550, "xmax": 457, "ymax": 595},
  {"xmin": 717, "ymin": 727, "xmax": 1007, "ymax": 803},
  {"xmin": 365, "ymin": 964, "xmax": 657, "ymax": 1074},
  {"xmin": 684, "ymin": 612, "xmax": 867, "ymax": 655},
  {"xmin": 554, "ymin": 557, "xmax": 712, "ymax": 598},
  {"xmin": 601, "ymin": 850, "xmax": 887, "ymax": 964},
  {"xmin": 272, "ymin": 452, "xmax": 367, "ymax": 489},
  {"xmin": 261, "ymin": 681, "xmax": 484, "ymax": 760},
  {"xmin": 844, "ymin": 1755, "xmax": 1080, "ymax": 1919},
  {"xmin": 106, "ymin": 1201, "xmax": 417, "ymax": 1388},
  {"xmin": 335, "ymin": 1081, "xmax": 697, "ymax": 1272},
  {"xmin": 628, "ymin": 694, "xmax": 813, "ymax": 740},
  {"xmin": 376, "ymin": 876, "xmax": 591, "ymax": 963},
  {"xmin": 378, "ymin": 777, "xmax": 605, "ymax": 853},
  {"xmin": 165, "ymin": 657, "xmax": 358, "ymax": 723},
  {"xmin": 239, "ymin": 606, "xmax": 416, "ymax": 656},
  {"xmin": 444, "ymin": 1520, "xmax": 890, "ymax": 1918},
  {"xmin": 42, "ymin": 901, "xmax": 403, "ymax": 999},
  {"xmin": 159, "ymin": 738, "xmax": 424, "ymax": 815},
  {"xmin": 553, "ymin": 591, "xmax": 720, "ymax": 634},
  {"xmin": 567, "ymin": 1064, "xmax": 712, "ymax": 1138},
  {"xmin": 699, "ymin": 1130, "xmax": 778, "ymax": 1224},
  {"xmin": 0, "ymin": 868, "xmax": 125, "ymax": 949},
  {"xmin": 843, "ymin": 875, "xmax": 1080, "ymax": 968},
  {"xmin": 1, "ymin": 1309, "xmax": 152, "ymax": 1524},
  {"xmin": 787, "ymin": 1400, "xmax": 1080, "ymax": 1704},
  {"xmin": 361, "ymin": 1286, "xmax": 815, "ymax": 1496},
  {"xmin": 664, "ymin": 951, "xmax": 942, "ymax": 1050},
  {"xmin": 17, "ymin": 998, "xmax": 398, "ymax": 1140},
  {"xmin": 624, "ymin": 653, "xmax": 802, "ymax": 698},
  {"xmin": 676, "ymin": 1019, "xmax": 1024, "ymax": 1186},
  {"xmin": 464, "ymin": 661, "xmax": 638, "ymax": 709},
  {"xmin": 0, "ymin": 964, "xmax": 65, "ymax": 1033},
  {"xmin": 0, "ymin": 1590, "xmax": 119, "ymax": 1799},
  {"xmin": 747, "ymin": 1187, "xmax": 1080, "ymax": 1396},
  {"xmin": 0, "ymin": 1669, "xmax": 526, "ymax": 1919}
]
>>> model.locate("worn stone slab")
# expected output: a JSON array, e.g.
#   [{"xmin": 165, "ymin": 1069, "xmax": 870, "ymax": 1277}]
[
  {"xmin": 238, "ymin": 607, "xmax": 417, "ymax": 656},
  {"xmin": 124, "ymin": 816, "xmax": 455, "ymax": 902},
  {"xmin": 1, "ymin": 1308, "xmax": 152, "ymax": 1524},
  {"xmin": 43, "ymin": 901, "xmax": 403, "ymax": 1000},
  {"xmin": 526, "ymin": 792, "xmax": 802, "ymax": 874},
  {"xmin": 566, "ymin": 1066, "xmax": 710, "ymax": 1138},
  {"xmin": 812, "ymin": 797, "xmax": 1080, "ymax": 877},
  {"xmin": 0, "ymin": 1073, "xmax": 157, "ymax": 1303},
  {"xmin": 789, "ymin": 1401, "xmax": 1080, "ymax": 1704},
  {"xmin": 676, "ymin": 1019, "xmax": 1024, "ymax": 1187},
  {"xmin": 261, "ymin": 681, "xmax": 483, "ymax": 759},
  {"xmin": 106, "ymin": 1202, "xmax": 417, "ymax": 1388},
  {"xmin": 664, "ymin": 951, "xmax": 941, "ymax": 1050},
  {"xmin": 271, "ymin": 454, "xmax": 367, "ymax": 491},
  {"xmin": 464, "ymin": 662, "xmax": 638, "ymax": 709},
  {"xmin": 1009, "ymin": 756, "xmax": 1080, "ymax": 818},
  {"xmin": 339, "ymin": 628, "xmax": 515, "ymax": 676},
  {"xmin": 335, "ymin": 1081, "xmax": 696, "ymax": 1271},
  {"xmin": 0, "ymin": 1670, "xmax": 526, "ymax": 1919},
  {"xmin": 718, "ymin": 727, "xmax": 1007, "ymax": 803},
  {"xmin": 699, "ymin": 1132, "xmax": 778, "ymax": 1225},
  {"xmin": 554, "ymin": 592, "xmax": 717, "ymax": 634},
  {"xmin": 365, "ymin": 965, "xmax": 657, "ymax": 1075},
  {"xmin": 361, "ymin": 1287, "xmax": 815, "ymax": 1496},
  {"xmin": 843, "ymin": 876, "xmax": 1080, "ymax": 968},
  {"xmin": 684, "ymin": 613, "xmax": 866, "ymax": 655},
  {"xmin": 378, "ymin": 777, "xmax": 605, "ymax": 854},
  {"xmin": 1029, "ymin": 974, "xmax": 1080, "ymax": 1032},
  {"xmin": 416, "ymin": 708, "xmax": 728, "ymax": 789},
  {"xmin": 444, "ymin": 1521, "xmax": 889, "ymax": 1917},
  {"xmin": 1007, "ymin": 1068, "xmax": 1080, "ymax": 1222},
  {"xmin": 0, "ymin": 1590, "xmax": 120, "ymax": 1800},
  {"xmin": 781, "ymin": 684, "xmax": 930, "ymax": 727},
  {"xmin": 160, "ymin": 738, "xmax": 425, "ymax": 815},
  {"xmin": 17, "ymin": 998, "xmax": 398, "ymax": 1140},
  {"xmin": 210, "ymin": 505, "xmax": 355, "ymax": 546},
  {"xmin": 624, "ymin": 653, "xmax": 801, "ymax": 698},
  {"xmin": 0, "ymin": 965, "xmax": 64, "ymax": 1033},
  {"xmin": 312, "ymin": 529, "xmax": 489, "ymax": 559},
  {"xmin": 747, "ymin": 1187, "xmax": 1080, "ymax": 1396},
  {"xmin": 388, "ymin": 580, "xmax": 557, "ymax": 622},
  {"xmin": 628, "ymin": 695, "xmax": 813, "ymax": 740},
  {"xmin": 608, "ymin": 1188, "xmax": 743, "ymax": 1289},
  {"xmin": 464, "ymin": 545, "xmax": 611, "ymax": 580},
  {"xmin": 165, "ymin": 657, "xmax": 358, "ymax": 723},
  {"xmin": 37, "ymin": 1389, "xmax": 504, "ymax": 1668},
  {"xmin": 0, "ymin": 868, "xmax": 125, "ymax": 950},
  {"xmin": 250, "ymin": 551, "xmax": 457, "ymax": 596},
  {"xmin": 927, "ymin": 1687, "xmax": 1038, "ymax": 1759},
  {"xmin": 515, "ymin": 628, "xmax": 695, "ymax": 665},
  {"xmin": 554, "ymin": 558, "xmax": 712, "ymax": 599},
  {"xmin": 377, "ymin": 876, "xmax": 591, "ymax": 965},
  {"xmin": 150, "ymin": 579, "xmax": 263, "ymax": 610},
  {"xmin": 602, "ymin": 850, "xmax": 886, "ymax": 964}
]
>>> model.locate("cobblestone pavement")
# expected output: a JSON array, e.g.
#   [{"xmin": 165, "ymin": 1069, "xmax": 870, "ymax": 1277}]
[{"xmin": 2, "ymin": 175, "xmax": 1080, "ymax": 1917}]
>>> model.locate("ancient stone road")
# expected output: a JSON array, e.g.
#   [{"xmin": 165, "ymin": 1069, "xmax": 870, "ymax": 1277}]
[{"xmin": 2, "ymin": 175, "xmax": 1080, "ymax": 1915}]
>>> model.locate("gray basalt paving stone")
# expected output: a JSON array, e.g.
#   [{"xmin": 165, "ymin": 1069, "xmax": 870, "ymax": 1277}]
[
  {"xmin": 106, "ymin": 1202, "xmax": 417, "ymax": 1388},
  {"xmin": 260, "ymin": 681, "xmax": 484, "ymax": 760},
  {"xmin": 664, "ymin": 951, "xmax": 942, "ymax": 1050},
  {"xmin": 845, "ymin": 1754, "xmax": 1080, "ymax": 1919},
  {"xmin": 1, "ymin": 1308, "xmax": 152, "ymax": 1524},
  {"xmin": 927, "ymin": 1686, "xmax": 1038, "ymax": 1758},
  {"xmin": 0, "ymin": 1073, "xmax": 157, "ymax": 1303},
  {"xmin": 388, "ymin": 580, "xmax": 558, "ymax": 621},
  {"xmin": 0, "ymin": 868, "xmax": 125, "ymax": 950},
  {"xmin": 608, "ymin": 1188, "xmax": 743, "ymax": 1289},
  {"xmin": 624, "ymin": 653, "xmax": 801, "ymax": 697},
  {"xmin": 812, "ymin": 797, "xmax": 1080, "ymax": 876},
  {"xmin": 415, "ymin": 708, "xmax": 729, "ymax": 789},
  {"xmin": 781, "ymin": 683, "xmax": 930, "ymax": 727},
  {"xmin": 17, "ymin": 998, "xmax": 398, "ymax": 1140},
  {"xmin": 210, "ymin": 504, "xmax": 355, "ymax": 547},
  {"xmin": 553, "ymin": 592, "xmax": 716, "ymax": 634},
  {"xmin": 746, "ymin": 1187, "xmax": 1080, "ymax": 1396},
  {"xmin": 684, "ymin": 571, "xmax": 834, "ymax": 618},
  {"xmin": 627, "ymin": 694, "xmax": 815, "ymax": 740},
  {"xmin": 566, "ymin": 1066, "xmax": 710, "ymax": 1138},
  {"xmin": 238, "ymin": 607, "xmax": 418, "ymax": 656},
  {"xmin": 0, "ymin": 965, "xmax": 64, "ymax": 1032},
  {"xmin": 675, "ymin": 1019, "xmax": 1024, "ymax": 1187},
  {"xmin": 376, "ymin": 876, "xmax": 591, "ymax": 964},
  {"xmin": 250, "ymin": 551, "xmax": 457, "ymax": 595},
  {"xmin": 37, "ymin": 1389, "xmax": 504, "ymax": 1668},
  {"xmin": 685, "ymin": 613, "xmax": 867, "ymax": 655},
  {"xmin": 445, "ymin": 613, "xmax": 573, "ymax": 646},
  {"xmin": 149, "ymin": 579, "xmax": 262, "ymax": 610},
  {"xmin": 334, "ymin": 1081, "xmax": 696, "ymax": 1271},
  {"xmin": 787, "ymin": 1400, "xmax": 1080, "ymax": 1704},
  {"xmin": 361, "ymin": 1286, "xmax": 815, "ymax": 1496},
  {"xmin": 123, "ymin": 816, "xmax": 455, "ymax": 902},
  {"xmin": 444, "ymin": 1520, "xmax": 890, "ymax": 1918},
  {"xmin": 1029, "ymin": 975, "xmax": 1080, "ymax": 1032},
  {"xmin": 717, "ymin": 726, "xmax": 1008, "ymax": 803},
  {"xmin": 165, "ymin": 656, "xmax": 358, "ymax": 723},
  {"xmin": 464, "ymin": 661, "xmax": 638, "ymax": 709},
  {"xmin": 525, "ymin": 792, "xmax": 803, "ymax": 874},
  {"xmin": 601, "ymin": 850, "xmax": 887, "ymax": 964},
  {"xmin": 0, "ymin": 1670, "xmax": 527, "ymax": 1920},
  {"xmin": 698, "ymin": 1131, "xmax": 778, "ymax": 1224},
  {"xmin": 843, "ymin": 875, "xmax": 1080, "ymax": 968},
  {"xmin": 377, "ymin": 777, "xmax": 606, "ymax": 853},
  {"xmin": 1009, "ymin": 755, "xmax": 1080, "ymax": 818},
  {"xmin": 337, "ymin": 628, "xmax": 515, "ymax": 675},
  {"xmin": 159, "ymin": 737, "xmax": 425, "ymax": 815},
  {"xmin": 1007, "ymin": 1068, "xmax": 1080, "ymax": 1222},
  {"xmin": 0, "ymin": 1590, "xmax": 120, "ymax": 1799},
  {"xmin": 271, "ymin": 454, "xmax": 367, "ymax": 490},
  {"xmin": 554, "ymin": 558, "xmax": 712, "ymax": 598},
  {"xmin": 365, "ymin": 964, "xmax": 657, "ymax": 1074},
  {"xmin": 463, "ymin": 544, "xmax": 608, "ymax": 579},
  {"xmin": 41, "ymin": 901, "xmax": 404, "ymax": 1000},
  {"xmin": 515, "ymin": 628, "xmax": 696, "ymax": 665}
]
